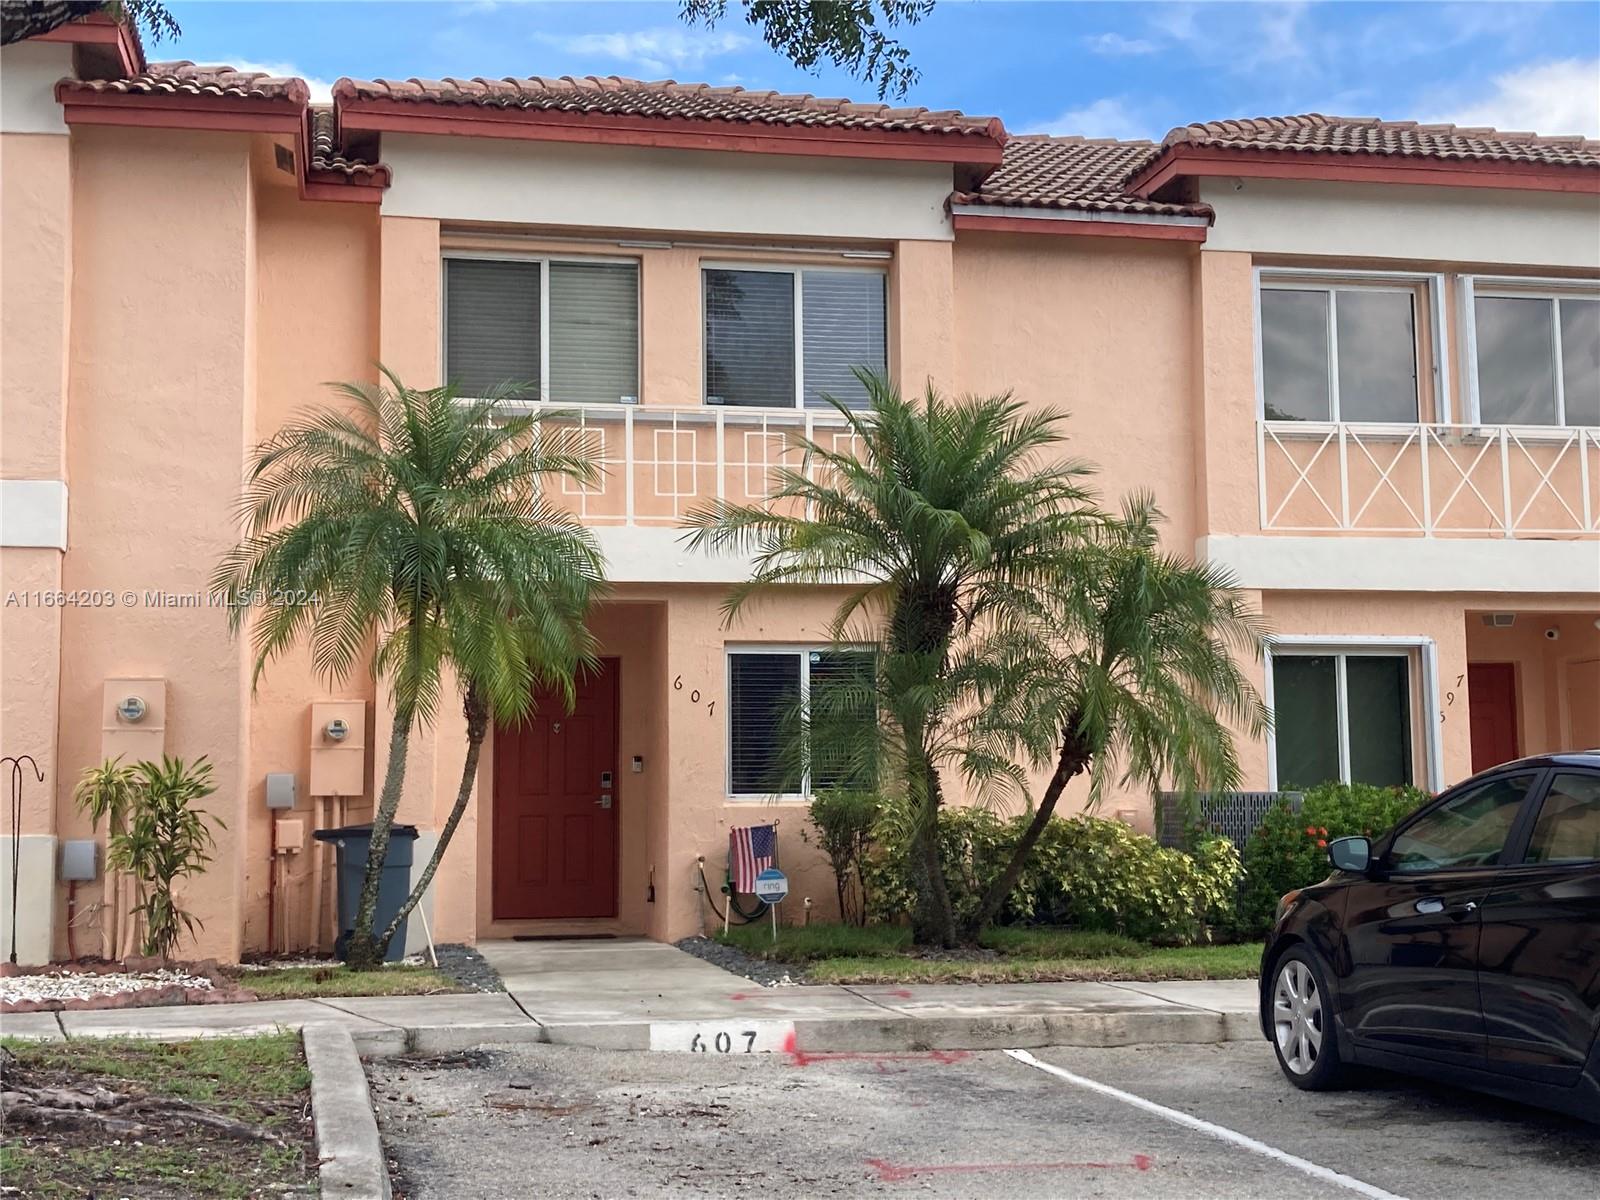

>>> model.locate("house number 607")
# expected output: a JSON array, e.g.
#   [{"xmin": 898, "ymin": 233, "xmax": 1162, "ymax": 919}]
[{"xmin": 674, "ymin": 675, "xmax": 715, "ymax": 717}]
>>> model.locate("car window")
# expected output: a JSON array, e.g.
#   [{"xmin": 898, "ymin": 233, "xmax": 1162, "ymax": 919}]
[
  {"xmin": 1388, "ymin": 773, "xmax": 1536, "ymax": 873},
  {"xmin": 1524, "ymin": 772, "xmax": 1600, "ymax": 865}
]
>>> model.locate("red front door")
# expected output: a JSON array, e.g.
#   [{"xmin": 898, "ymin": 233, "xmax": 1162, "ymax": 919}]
[
  {"xmin": 1468, "ymin": 662, "xmax": 1520, "ymax": 774},
  {"xmin": 492, "ymin": 659, "xmax": 619, "ymax": 920}
]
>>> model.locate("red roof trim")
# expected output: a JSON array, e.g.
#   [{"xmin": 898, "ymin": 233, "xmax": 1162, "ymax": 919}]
[
  {"xmin": 35, "ymin": 14, "xmax": 143, "ymax": 77},
  {"xmin": 1128, "ymin": 144, "xmax": 1600, "ymax": 197},
  {"xmin": 336, "ymin": 96, "xmax": 1006, "ymax": 166},
  {"xmin": 952, "ymin": 213, "xmax": 1207, "ymax": 242},
  {"xmin": 58, "ymin": 90, "xmax": 388, "ymax": 204}
]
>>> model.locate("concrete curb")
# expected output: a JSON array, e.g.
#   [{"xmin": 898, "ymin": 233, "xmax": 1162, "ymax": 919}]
[
  {"xmin": 303, "ymin": 1023, "xmax": 391, "ymax": 1200},
  {"xmin": 538, "ymin": 1008, "xmax": 1258, "ymax": 1053}
]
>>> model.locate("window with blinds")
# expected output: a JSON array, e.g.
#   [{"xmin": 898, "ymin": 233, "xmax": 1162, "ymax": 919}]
[
  {"xmin": 550, "ymin": 261, "xmax": 639, "ymax": 405},
  {"xmin": 445, "ymin": 259, "xmax": 541, "ymax": 400},
  {"xmin": 444, "ymin": 257, "xmax": 639, "ymax": 403},
  {"xmin": 727, "ymin": 647, "xmax": 877, "ymax": 797},
  {"xmin": 803, "ymin": 272, "xmax": 886, "ymax": 409},
  {"xmin": 704, "ymin": 266, "xmax": 886, "ymax": 409}
]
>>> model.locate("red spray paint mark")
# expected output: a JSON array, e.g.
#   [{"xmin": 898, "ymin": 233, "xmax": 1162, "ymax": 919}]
[
  {"xmin": 865, "ymin": 1154, "xmax": 1154, "ymax": 1182},
  {"xmin": 780, "ymin": 1030, "xmax": 968, "ymax": 1067}
]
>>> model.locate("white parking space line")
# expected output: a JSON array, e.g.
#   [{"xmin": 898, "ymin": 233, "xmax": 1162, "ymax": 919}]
[{"xmin": 1004, "ymin": 1049, "xmax": 1408, "ymax": 1200}]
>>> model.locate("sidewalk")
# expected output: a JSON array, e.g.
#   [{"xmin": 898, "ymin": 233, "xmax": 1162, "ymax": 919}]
[{"xmin": 0, "ymin": 939, "xmax": 1260, "ymax": 1056}]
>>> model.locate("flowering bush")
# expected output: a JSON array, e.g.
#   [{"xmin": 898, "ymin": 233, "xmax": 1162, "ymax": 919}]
[
  {"xmin": 863, "ymin": 808, "xmax": 1241, "ymax": 945},
  {"xmin": 1237, "ymin": 780, "xmax": 1429, "ymax": 934}
]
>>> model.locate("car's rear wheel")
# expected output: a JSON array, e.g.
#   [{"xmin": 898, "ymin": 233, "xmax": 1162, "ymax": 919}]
[{"xmin": 1270, "ymin": 947, "xmax": 1346, "ymax": 1090}]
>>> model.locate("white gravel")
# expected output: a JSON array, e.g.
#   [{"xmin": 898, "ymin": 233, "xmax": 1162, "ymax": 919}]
[{"xmin": 0, "ymin": 967, "xmax": 214, "ymax": 1006}]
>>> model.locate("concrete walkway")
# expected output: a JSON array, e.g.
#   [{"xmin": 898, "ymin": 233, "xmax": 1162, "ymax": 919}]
[{"xmin": 0, "ymin": 939, "xmax": 1260, "ymax": 1056}]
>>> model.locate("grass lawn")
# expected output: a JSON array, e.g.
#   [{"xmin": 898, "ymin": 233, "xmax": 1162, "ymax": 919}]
[
  {"xmin": 230, "ymin": 962, "xmax": 461, "ymax": 1000},
  {"xmin": 0, "ymin": 1033, "xmax": 312, "ymax": 1199},
  {"xmin": 717, "ymin": 923, "xmax": 1262, "ymax": 984}
]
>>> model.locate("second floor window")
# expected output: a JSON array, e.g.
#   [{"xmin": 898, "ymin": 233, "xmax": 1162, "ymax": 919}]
[
  {"xmin": 444, "ymin": 256, "xmax": 640, "ymax": 405},
  {"xmin": 1259, "ymin": 283, "xmax": 1419, "ymax": 423},
  {"xmin": 1473, "ymin": 292, "xmax": 1599, "ymax": 427},
  {"xmin": 704, "ymin": 266, "xmax": 887, "ymax": 409}
]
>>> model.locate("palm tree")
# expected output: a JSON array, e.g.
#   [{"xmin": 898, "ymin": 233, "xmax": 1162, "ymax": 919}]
[
  {"xmin": 958, "ymin": 494, "xmax": 1270, "ymax": 938},
  {"xmin": 214, "ymin": 369, "xmax": 607, "ymax": 969},
  {"xmin": 684, "ymin": 374, "xmax": 1098, "ymax": 945}
]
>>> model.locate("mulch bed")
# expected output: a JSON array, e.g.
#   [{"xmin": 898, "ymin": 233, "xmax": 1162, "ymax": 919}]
[{"xmin": 674, "ymin": 936, "xmax": 808, "ymax": 986}]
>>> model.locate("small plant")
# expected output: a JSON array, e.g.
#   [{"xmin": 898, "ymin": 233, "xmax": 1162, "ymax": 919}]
[
  {"xmin": 804, "ymin": 791, "xmax": 883, "ymax": 925},
  {"xmin": 74, "ymin": 756, "xmax": 224, "ymax": 960}
]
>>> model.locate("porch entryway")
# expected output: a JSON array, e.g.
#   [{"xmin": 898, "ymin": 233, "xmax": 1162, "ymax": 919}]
[
  {"xmin": 491, "ymin": 658, "xmax": 620, "ymax": 920},
  {"xmin": 1466, "ymin": 610, "xmax": 1600, "ymax": 770}
]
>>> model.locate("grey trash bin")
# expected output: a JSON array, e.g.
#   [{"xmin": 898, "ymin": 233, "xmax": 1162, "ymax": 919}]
[{"xmin": 312, "ymin": 823, "xmax": 417, "ymax": 963}]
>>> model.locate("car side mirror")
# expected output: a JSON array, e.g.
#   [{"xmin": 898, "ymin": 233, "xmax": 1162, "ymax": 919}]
[{"xmin": 1328, "ymin": 835, "xmax": 1371, "ymax": 873}]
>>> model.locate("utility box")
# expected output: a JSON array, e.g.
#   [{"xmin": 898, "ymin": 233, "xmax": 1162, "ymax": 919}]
[
  {"xmin": 266, "ymin": 772, "xmax": 297, "ymax": 810},
  {"xmin": 309, "ymin": 700, "xmax": 365, "ymax": 796},
  {"xmin": 60, "ymin": 840, "xmax": 98, "ymax": 882},
  {"xmin": 102, "ymin": 677, "xmax": 165, "ymax": 764}
]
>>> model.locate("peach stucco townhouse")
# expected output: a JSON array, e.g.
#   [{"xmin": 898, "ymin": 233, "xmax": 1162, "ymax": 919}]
[{"xmin": 2, "ymin": 15, "xmax": 1597, "ymax": 965}]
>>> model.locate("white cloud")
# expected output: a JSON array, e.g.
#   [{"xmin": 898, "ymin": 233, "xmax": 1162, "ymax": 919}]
[
  {"xmin": 227, "ymin": 59, "xmax": 334, "ymax": 104},
  {"xmin": 532, "ymin": 27, "xmax": 752, "ymax": 76},
  {"xmin": 1085, "ymin": 32, "xmax": 1157, "ymax": 57},
  {"xmin": 1424, "ymin": 58, "xmax": 1600, "ymax": 137},
  {"xmin": 1024, "ymin": 97, "xmax": 1155, "ymax": 142}
]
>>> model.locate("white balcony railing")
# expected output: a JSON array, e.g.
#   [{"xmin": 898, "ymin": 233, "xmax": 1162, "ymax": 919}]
[
  {"xmin": 1258, "ymin": 421, "xmax": 1600, "ymax": 538},
  {"xmin": 526, "ymin": 403, "xmax": 863, "ymax": 527}
]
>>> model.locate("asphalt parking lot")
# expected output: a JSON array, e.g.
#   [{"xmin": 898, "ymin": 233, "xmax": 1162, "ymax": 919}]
[{"xmin": 369, "ymin": 1039, "xmax": 1598, "ymax": 1199}]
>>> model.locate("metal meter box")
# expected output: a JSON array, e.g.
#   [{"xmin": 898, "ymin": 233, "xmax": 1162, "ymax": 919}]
[
  {"xmin": 266, "ymin": 772, "xmax": 297, "ymax": 810},
  {"xmin": 60, "ymin": 840, "xmax": 98, "ymax": 882}
]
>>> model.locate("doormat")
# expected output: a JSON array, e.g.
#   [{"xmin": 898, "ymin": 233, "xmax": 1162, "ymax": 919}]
[{"xmin": 511, "ymin": 933, "xmax": 618, "ymax": 941}]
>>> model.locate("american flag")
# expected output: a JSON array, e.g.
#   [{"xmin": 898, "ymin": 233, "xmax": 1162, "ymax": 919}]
[{"xmin": 729, "ymin": 824, "xmax": 776, "ymax": 893}]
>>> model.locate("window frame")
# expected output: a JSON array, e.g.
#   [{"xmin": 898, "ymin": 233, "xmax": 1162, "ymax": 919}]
[
  {"xmin": 1460, "ymin": 275, "xmax": 1600, "ymax": 429},
  {"xmin": 1264, "ymin": 634, "xmax": 1444, "ymax": 792},
  {"xmin": 1254, "ymin": 267, "xmax": 1448, "ymax": 425},
  {"xmin": 701, "ymin": 261, "xmax": 889, "ymax": 411},
  {"xmin": 440, "ymin": 250, "xmax": 643, "ymax": 406},
  {"xmin": 724, "ymin": 643, "xmax": 875, "ymax": 800}
]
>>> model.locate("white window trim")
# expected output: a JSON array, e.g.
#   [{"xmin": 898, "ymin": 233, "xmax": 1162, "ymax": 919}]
[
  {"xmin": 1461, "ymin": 274, "xmax": 1600, "ymax": 429},
  {"xmin": 440, "ymin": 250, "xmax": 642, "ymax": 405},
  {"xmin": 1254, "ymin": 267, "xmax": 1446, "ymax": 424},
  {"xmin": 1264, "ymin": 634, "xmax": 1444, "ymax": 793},
  {"xmin": 725, "ymin": 643, "xmax": 873, "ymax": 801},
  {"xmin": 701, "ymin": 261, "xmax": 889, "ymax": 411}
]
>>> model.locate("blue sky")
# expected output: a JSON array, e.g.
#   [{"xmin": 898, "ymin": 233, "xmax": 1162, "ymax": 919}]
[{"xmin": 161, "ymin": 1, "xmax": 1600, "ymax": 141}]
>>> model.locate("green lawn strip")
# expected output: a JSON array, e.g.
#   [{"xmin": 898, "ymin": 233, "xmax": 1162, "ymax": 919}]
[
  {"xmin": 806, "ymin": 941, "xmax": 1263, "ymax": 985},
  {"xmin": 717, "ymin": 921, "xmax": 1261, "ymax": 984},
  {"xmin": 1, "ymin": 1033, "xmax": 312, "ymax": 1200},
  {"xmin": 230, "ymin": 963, "xmax": 460, "ymax": 1000},
  {"xmin": 716, "ymin": 922, "xmax": 911, "ymax": 961}
]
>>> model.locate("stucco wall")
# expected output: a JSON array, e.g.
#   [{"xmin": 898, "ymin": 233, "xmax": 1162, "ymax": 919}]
[
  {"xmin": 1465, "ymin": 611, "xmax": 1600, "ymax": 756},
  {"xmin": 54, "ymin": 127, "xmax": 258, "ymax": 961}
]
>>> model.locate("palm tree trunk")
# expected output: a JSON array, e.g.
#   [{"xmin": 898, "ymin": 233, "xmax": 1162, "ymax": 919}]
[
  {"xmin": 906, "ymin": 729, "xmax": 958, "ymax": 947},
  {"xmin": 963, "ymin": 730, "xmax": 1090, "ymax": 939},
  {"xmin": 375, "ymin": 684, "xmax": 489, "ymax": 957},
  {"xmin": 345, "ymin": 704, "xmax": 414, "ymax": 971}
]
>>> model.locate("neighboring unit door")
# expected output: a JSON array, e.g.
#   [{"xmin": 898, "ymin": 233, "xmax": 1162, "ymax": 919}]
[
  {"xmin": 1340, "ymin": 771, "xmax": 1540, "ymax": 1067},
  {"xmin": 1480, "ymin": 769, "xmax": 1600, "ymax": 1085},
  {"xmin": 1565, "ymin": 658, "xmax": 1600, "ymax": 749},
  {"xmin": 1468, "ymin": 662, "xmax": 1520, "ymax": 774},
  {"xmin": 492, "ymin": 659, "xmax": 619, "ymax": 920}
]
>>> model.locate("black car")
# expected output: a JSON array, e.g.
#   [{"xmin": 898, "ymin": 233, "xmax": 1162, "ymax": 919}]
[{"xmin": 1260, "ymin": 752, "xmax": 1600, "ymax": 1123}]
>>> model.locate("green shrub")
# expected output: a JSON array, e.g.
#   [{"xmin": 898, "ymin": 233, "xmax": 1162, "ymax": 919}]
[
  {"xmin": 863, "ymin": 808, "xmax": 1241, "ymax": 945},
  {"xmin": 1238, "ymin": 780, "xmax": 1429, "ymax": 934},
  {"xmin": 803, "ymin": 790, "xmax": 883, "ymax": 926}
]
